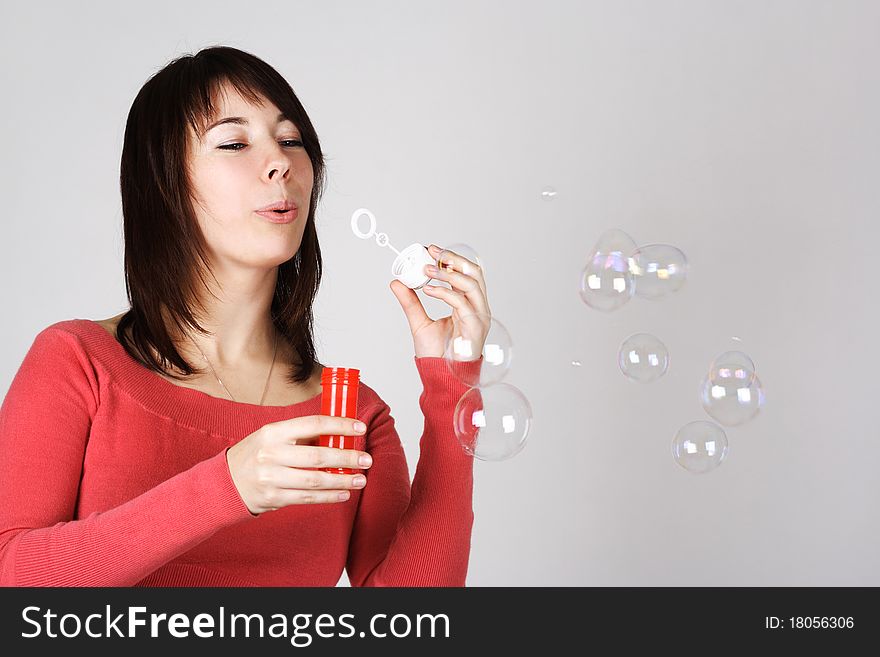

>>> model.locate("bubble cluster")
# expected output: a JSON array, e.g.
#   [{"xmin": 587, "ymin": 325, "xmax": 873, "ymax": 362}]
[
  {"xmin": 423, "ymin": 241, "xmax": 532, "ymax": 461},
  {"xmin": 578, "ymin": 229, "xmax": 688, "ymax": 312},
  {"xmin": 573, "ymin": 228, "xmax": 765, "ymax": 474}
]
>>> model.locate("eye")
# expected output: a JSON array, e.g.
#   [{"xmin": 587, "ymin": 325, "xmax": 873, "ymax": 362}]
[{"xmin": 217, "ymin": 140, "xmax": 304, "ymax": 151}]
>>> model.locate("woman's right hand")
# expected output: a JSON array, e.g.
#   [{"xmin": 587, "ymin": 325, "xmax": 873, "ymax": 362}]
[{"xmin": 225, "ymin": 415, "xmax": 372, "ymax": 515}]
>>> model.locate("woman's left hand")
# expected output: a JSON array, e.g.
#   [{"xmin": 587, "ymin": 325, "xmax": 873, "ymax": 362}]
[{"xmin": 390, "ymin": 244, "xmax": 492, "ymax": 359}]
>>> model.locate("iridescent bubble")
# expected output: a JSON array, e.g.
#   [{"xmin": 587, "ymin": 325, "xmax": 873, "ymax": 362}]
[
  {"xmin": 443, "ymin": 313, "xmax": 512, "ymax": 387},
  {"xmin": 578, "ymin": 229, "xmax": 637, "ymax": 312},
  {"xmin": 541, "ymin": 186, "xmax": 557, "ymax": 200},
  {"xmin": 454, "ymin": 384, "xmax": 532, "ymax": 461},
  {"xmin": 709, "ymin": 351, "xmax": 756, "ymax": 382},
  {"xmin": 672, "ymin": 421, "xmax": 729, "ymax": 474},
  {"xmin": 618, "ymin": 333, "xmax": 669, "ymax": 382},
  {"xmin": 700, "ymin": 351, "xmax": 765, "ymax": 426},
  {"xmin": 437, "ymin": 243, "xmax": 484, "ymax": 277},
  {"xmin": 630, "ymin": 243, "xmax": 688, "ymax": 300}
]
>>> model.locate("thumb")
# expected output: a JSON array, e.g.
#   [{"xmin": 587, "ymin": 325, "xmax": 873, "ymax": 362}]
[{"xmin": 390, "ymin": 279, "xmax": 431, "ymax": 335}]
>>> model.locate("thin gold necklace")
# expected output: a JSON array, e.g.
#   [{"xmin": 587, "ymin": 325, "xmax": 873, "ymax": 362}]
[{"xmin": 191, "ymin": 329, "xmax": 278, "ymax": 405}]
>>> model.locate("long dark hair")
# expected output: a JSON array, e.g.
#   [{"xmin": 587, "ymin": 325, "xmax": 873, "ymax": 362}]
[{"xmin": 116, "ymin": 45, "xmax": 325, "ymax": 385}]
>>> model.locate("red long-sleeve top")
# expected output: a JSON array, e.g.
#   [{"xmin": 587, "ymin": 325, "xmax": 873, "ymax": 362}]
[{"xmin": 0, "ymin": 319, "xmax": 476, "ymax": 586}]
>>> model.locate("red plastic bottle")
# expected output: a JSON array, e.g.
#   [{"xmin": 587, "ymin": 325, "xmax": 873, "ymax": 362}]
[{"xmin": 318, "ymin": 367, "xmax": 361, "ymax": 474}]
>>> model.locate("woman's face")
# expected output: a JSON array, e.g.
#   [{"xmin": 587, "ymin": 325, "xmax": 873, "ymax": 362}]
[{"xmin": 186, "ymin": 82, "xmax": 314, "ymax": 272}]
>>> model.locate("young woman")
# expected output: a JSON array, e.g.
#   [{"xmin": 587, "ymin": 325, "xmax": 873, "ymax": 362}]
[{"xmin": 0, "ymin": 46, "xmax": 490, "ymax": 587}]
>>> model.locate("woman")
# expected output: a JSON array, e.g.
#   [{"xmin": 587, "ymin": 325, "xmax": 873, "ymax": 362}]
[{"xmin": 0, "ymin": 46, "xmax": 490, "ymax": 586}]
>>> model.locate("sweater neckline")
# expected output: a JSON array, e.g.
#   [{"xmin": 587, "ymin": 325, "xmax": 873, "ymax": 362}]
[{"xmin": 71, "ymin": 318, "xmax": 324, "ymax": 437}]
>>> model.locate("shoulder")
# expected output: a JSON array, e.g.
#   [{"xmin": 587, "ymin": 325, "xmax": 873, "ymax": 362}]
[
  {"xmin": 30, "ymin": 318, "xmax": 97, "ymax": 349},
  {"xmin": 8, "ymin": 320, "xmax": 103, "ymax": 410},
  {"xmin": 21, "ymin": 317, "xmax": 123, "ymax": 378}
]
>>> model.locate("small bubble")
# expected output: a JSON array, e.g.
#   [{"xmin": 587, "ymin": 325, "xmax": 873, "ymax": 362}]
[
  {"xmin": 541, "ymin": 186, "xmax": 557, "ymax": 200},
  {"xmin": 571, "ymin": 360, "xmax": 582, "ymax": 367},
  {"xmin": 618, "ymin": 333, "xmax": 669, "ymax": 383}
]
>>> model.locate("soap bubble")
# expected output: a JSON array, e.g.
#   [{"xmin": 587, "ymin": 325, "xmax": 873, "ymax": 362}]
[
  {"xmin": 444, "ymin": 313, "xmax": 512, "ymax": 387},
  {"xmin": 541, "ymin": 186, "xmax": 557, "ymax": 200},
  {"xmin": 618, "ymin": 333, "xmax": 669, "ymax": 382},
  {"xmin": 630, "ymin": 243, "xmax": 688, "ymax": 299},
  {"xmin": 437, "ymin": 243, "xmax": 484, "ymax": 277},
  {"xmin": 700, "ymin": 352, "xmax": 765, "ymax": 426},
  {"xmin": 672, "ymin": 421, "xmax": 729, "ymax": 474},
  {"xmin": 454, "ymin": 384, "xmax": 532, "ymax": 461},
  {"xmin": 579, "ymin": 229, "xmax": 637, "ymax": 312},
  {"xmin": 709, "ymin": 351, "xmax": 756, "ymax": 381}
]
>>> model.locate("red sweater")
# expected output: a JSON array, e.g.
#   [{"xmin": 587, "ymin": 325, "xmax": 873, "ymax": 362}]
[{"xmin": 0, "ymin": 319, "xmax": 476, "ymax": 587}]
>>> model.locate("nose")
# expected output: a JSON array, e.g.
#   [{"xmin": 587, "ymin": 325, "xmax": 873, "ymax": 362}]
[
  {"xmin": 264, "ymin": 146, "xmax": 291, "ymax": 183},
  {"xmin": 266, "ymin": 163, "xmax": 289, "ymax": 182}
]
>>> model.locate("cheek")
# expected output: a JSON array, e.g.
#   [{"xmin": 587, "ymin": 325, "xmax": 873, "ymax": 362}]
[{"xmin": 296, "ymin": 154, "xmax": 315, "ymax": 190}]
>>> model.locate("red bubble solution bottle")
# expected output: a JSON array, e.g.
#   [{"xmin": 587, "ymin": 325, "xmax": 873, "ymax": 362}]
[{"xmin": 318, "ymin": 367, "xmax": 361, "ymax": 474}]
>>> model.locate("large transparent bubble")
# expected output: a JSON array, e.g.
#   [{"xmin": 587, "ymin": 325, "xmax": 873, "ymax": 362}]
[
  {"xmin": 618, "ymin": 333, "xmax": 669, "ymax": 382},
  {"xmin": 700, "ymin": 351, "xmax": 765, "ymax": 426},
  {"xmin": 578, "ymin": 229, "xmax": 637, "ymax": 312},
  {"xmin": 454, "ymin": 384, "xmax": 532, "ymax": 461},
  {"xmin": 443, "ymin": 312, "xmax": 512, "ymax": 387},
  {"xmin": 672, "ymin": 421, "xmax": 729, "ymax": 474},
  {"xmin": 630, "ymin": 243, "xmax": 688, "ymax": 300}
]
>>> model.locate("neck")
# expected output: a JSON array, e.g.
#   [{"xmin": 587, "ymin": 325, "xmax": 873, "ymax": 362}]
[{"xmin": 173, "ymin": 265, "xmax": 281, "ymax": 369}]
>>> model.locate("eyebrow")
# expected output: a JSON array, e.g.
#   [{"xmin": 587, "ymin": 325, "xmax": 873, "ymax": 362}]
[{"xmin": 202, "ymin": 112, "xmax": 295, "ymax": 136}]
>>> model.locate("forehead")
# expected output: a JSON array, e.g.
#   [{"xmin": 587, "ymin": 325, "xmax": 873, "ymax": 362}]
[
  {"xmin": 211, "ymin": 83, "xmax": 275, "ymax": 115},
  {"xmin": 196, "ymin": 83, "xmax": 296, "ymax": 141}
]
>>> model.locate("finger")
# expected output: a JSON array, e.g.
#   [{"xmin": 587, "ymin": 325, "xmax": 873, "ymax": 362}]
[
  {"xmin": 429, "ymin": 244, "xmax": 488, "ymax": 300},
  {"xmin": 425, "ymin": 264, "xmax": 490, "ymax": 316},
  {"xmin": 268, "ymin": 465, "xmax": 368, "ymax": 491},
  {"xmin": 278, "ymin": 444, "xmax": 372, "ymax": 471},
  {"xmin": 266, "ymin": 415, "xmax": 366, "ymax": 444},
  {"xmin": 389, "ymin": 279, "xmax": 432, "ymax": 335},
  {"xmin": 274, "ymin": 488, "xmax": 356, "ymax": 507},
  {"xmin": 422, "ymin": 283, "xmax": 478, "ymax": 318}
]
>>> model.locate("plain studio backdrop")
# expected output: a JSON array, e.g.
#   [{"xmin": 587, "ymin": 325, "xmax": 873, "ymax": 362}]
[{"xmin": 1, "ymin": 0, "xmax": 877, "ymax": 586}]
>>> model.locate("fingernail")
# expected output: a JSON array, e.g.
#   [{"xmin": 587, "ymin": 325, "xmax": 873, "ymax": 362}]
[
  {"xmin": 354, "ymin": 421, "xmax": 366, "ymax": 433},
  {"xmin": 352, "ymin": 475, "xmax": 366, "ymax": 487},
  {"xmin": 338, "ymin": 492, "xmax": 351, "ymax": 501},
  {"xmin": 425, "ymin": 265, "xmax": 438, "ymax": 275},
  {"xmin": 359, "ymin": 454, "xmax": 373, "ymax": 467}
]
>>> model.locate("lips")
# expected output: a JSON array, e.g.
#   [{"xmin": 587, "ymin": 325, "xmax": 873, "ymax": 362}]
[
  {"xmin": 256, "ymin": 206, "xmax": 298, "ymax": 223},
  {"xmin": 257, "ymin": 199, "xmax": 297, "ymax": 212}
]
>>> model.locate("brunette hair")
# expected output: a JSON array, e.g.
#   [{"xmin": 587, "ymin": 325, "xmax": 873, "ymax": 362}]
[{"xmin": 116, "ymin": 45, "xmax": 325, "ymax": 384}]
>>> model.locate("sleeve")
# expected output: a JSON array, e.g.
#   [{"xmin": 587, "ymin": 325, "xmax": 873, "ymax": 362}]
[
  {"xmin": 0, "ymin": 327, "xmax": 256, "ymax": 587},
  {"xmin": 345, "ymin": 356, "xmax": 481, "ymax": 587}
]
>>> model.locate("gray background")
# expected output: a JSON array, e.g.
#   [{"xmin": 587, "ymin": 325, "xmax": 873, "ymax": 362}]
[{"xmin": 1, "ymin": 0, "xmax": 877, "ymax": 585}]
